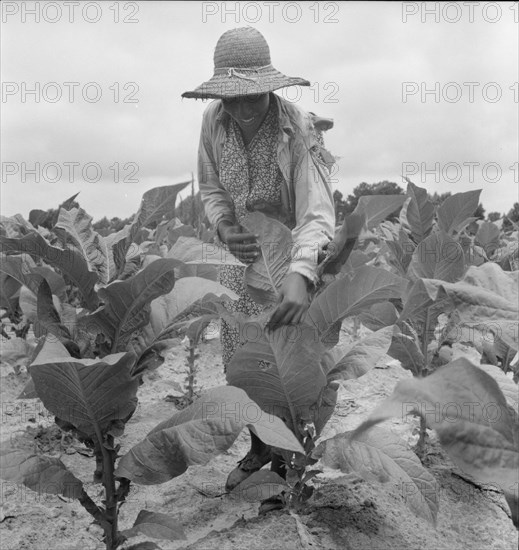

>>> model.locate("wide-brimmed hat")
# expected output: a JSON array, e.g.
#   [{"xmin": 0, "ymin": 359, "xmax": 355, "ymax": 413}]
[{"xmin": 181, "ymin": 27, "xmax": 310, "ymax": 99}]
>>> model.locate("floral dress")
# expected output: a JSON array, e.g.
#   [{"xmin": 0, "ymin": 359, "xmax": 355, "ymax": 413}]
[
  {"xmin": 218, "ymin": 100, "xmax": 328, "ymax": 369},
  {"xmin": 218, "ymin": 100, "xmax": 286, "ymax": 368}
]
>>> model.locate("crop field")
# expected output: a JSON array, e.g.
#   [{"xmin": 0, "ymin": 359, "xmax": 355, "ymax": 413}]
[{"xmin": 0, "ymin": 181, "xmax": 518, "ymax": 550}]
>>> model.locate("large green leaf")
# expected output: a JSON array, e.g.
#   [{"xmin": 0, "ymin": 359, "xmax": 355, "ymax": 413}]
[
  {"xmin": 241, "ymin": 212, "xmax": 292, "ymax": 305},
  {"xmin": 147, "ymin": 294, "xmax": 228, "ymax": 347},
  {"xmin": 495, "ymin": 240, "xmax": 519, "ymax": 271},
  {"xmin": 475, "ymin": 221, "xmax": 501, "ymax": 257},
  {"xmin": 55, "ymin": 207, "xmax": 112, "ymax": 284},
  {"xmin": 35, "ymin": 279, "xmax": 71, "ymax": 342},
  {"xmin": 0, "ymin": 213, "xmax": 37, "ymax": 236},
  {"xmin": 0, "ymin": 254, "xmax": 38, "ymax": 296},
  {"xmin": 136, "ymin": 281, "xmax": 236, "ymax": 372},
  {"xmin": 420, "ymin": 268, "xmax": 518, "ymax": 351},
  {"xmin": 407, "ymin": 230, "xmax": 466, "ymax": 283},
  {"xmin": 315, "ymin": 427, "xmax": 439, "ymax": 524},
  {"xmin": 403, "ymin": 181, "xmax": 435, "ymax": 243},
  {"xmin": 358, "ymin": 302, "xmax": 399, "ymax": 331},
  {"xmin": 463, "ymin": 261, "xmax": 518, "ymax": 300},
  {"xmin": 384, "ymin": 229, "xmax": 415, "ymax": 276},
  {"xmin": 437, "ymin": 190, "xmax": 481, "ymax": 235},
  {"xmin": 30, "ymin": 334, "xmax": 71, "ymax": 364},
  {"xmin": 0, "ymin": 233, "xmax": 99, "ymax": 309},
  {"xmin": 0, "ymin": 337, "xmax": 35, "ymax": 369},
  {"xmin": 387, "ymin": 323, "xmax": 425, "ymax": 376},
  {"xmin": 0, "ymin": 270, "xmax": 21, "ymax": 314},
  {"xmin": 227, "ymin": 323, "xmax": 327, "ymax": 433},
  {"xmin": 231, "ymin": 470, "xmax": 288, "ymax": 502},
  {"xmin": 103, "ymin": 224, "xmax": 131, "ymax": 278},
  {"xmin": 307, "ymin": 266, "xmax": 407, "ymax": 344},
  {"xmin": 29, "ymin": 352, "xmax": 139, "ymax": 438},
  {"xmin": 121, "ymin": 510, "xmax": 186, "ymax": 541},
  {"xmin": 27, "ymin": 192, "xmax": 80, "ymax": 231},
  {"xmin": 132, "ymin": 182, "xmax": 190, "ymax": 235},
  {"xmin": 18, "ymin": 337, "xmax": 71, "ymax": 399},
  {"xmin": 112, "ymin": 183, "xmax": 190, "ymax": 273},
  {"xmin": 166, "ymin": 223, "xmax": 197, "ymax": 247},
  {"xmin": 354, "ymin": 194, "xmax": 407, "ymax": 229},
  {"xmin": 352, "ymin": 358, "xmax": 518, "ymax": 523},
  {"xmin": 316, "ymin": 212, "xmax": 365, "ymax": 277},
  {"xmin": 0, "ymin": 443, "xmax": 83, "ymax": 500},
  {"xmin": 115, "ymin": 386, "xmax": 303, "ymax": 485},
  {"xmin": 32, "ymin": 266, "xmax": 67, "ymax": 299},
  {"xmin": 0, "ymin": 255, "xmax": 52, "ymax": 314},
  {"xmin": 477, "ymin": 364, "xmax": 519, "ymax": 417},
  {"xmin": 146, "ymin": 277, "xmax": 237, "ymax": 339},
  {"xmin": 398, "ymin": 278, "xmax": 453, "ymax": 347},
  {"xmin": 314, "ymin": 380, "xmax": 340, "ymax": 437},
  {"xmin": 167, "ymin": 236, "xmax": 242, "ymax": 266},
  {"xmin": 167, "ymin": 235, "xmax": 238, "ymax": 279},
  {"xmin": 81, "ymin": 258, "xmax": 181, "ymax": 351},
  {"xmin": 399, "ymin": 278, "xmax": 452, "ymax": 327},
  {"xmin": 326, "ymin": 326, "xmax": 394, "ymax": 381}
]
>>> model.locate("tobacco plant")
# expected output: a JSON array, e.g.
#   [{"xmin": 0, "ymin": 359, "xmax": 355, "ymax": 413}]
[
  {"xmin": 224, "ymin": 203, "xmax": 408, "ymax": 508},
  {"xmin": 2, "ymin": 185, "xmax": 302, "ymax": 548},
  {"xmin": 223, "ymin": 189, "xmax": 518, "ymax": 529},
  {"xmin": 1, "ymin": 182, "xmax": 517, "ymax": 541},
  {"xmin": 1, "ymin": 338, "xmax": 302, "ymax": 549},
  {"xmin": 356, "ymin": 181, "xmax": 518, "ymax": 453}
]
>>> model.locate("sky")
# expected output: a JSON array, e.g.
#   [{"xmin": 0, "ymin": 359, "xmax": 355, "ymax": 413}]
[{"xmin": 1, "ymin": 1, "xmax": 518, "ymax": 221}]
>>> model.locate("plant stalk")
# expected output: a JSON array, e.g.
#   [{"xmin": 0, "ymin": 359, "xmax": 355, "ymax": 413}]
[
  {"xmin": 100, "ymin": 434, "xmax": 120, "ymax": 549},
  {"xmin": 78, "ymin": 488, "xmax": 111, "ymax": 532},
  {"xmin": 416, "ymin": 415, "xmax": 427, "ymax": 458},
  {"xmin": 186, "ymin": 339, "xmax": 196, "ymax": 403},
  {"xmin": 416, "ymin": 313, "xmax": 432, "ymax": 458},
  {"xmin": 92, "ymin": 423, "xmax": 121, "ymax": 550}
]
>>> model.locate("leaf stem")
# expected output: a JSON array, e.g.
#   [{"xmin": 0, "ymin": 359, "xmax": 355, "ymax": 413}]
[
  {"xmin": 420, "ymin": 313, "xmax": 430, "ymax": 378},
  {"xmin": 416, "ymin": 312, "xmax": 431, "ymax": 458},
  {"xmin": 78, "ymin": 488, "xmax": 110, "ymax": 532},
  {"xmin": 416, "ymin": 415, "xmax": 427, "ymax": 459},
  {"xmin": 99, "ymin": 434, "xmax": 121, "ymax": 549},
  {"xmin": 91, "ymin": 421, "xmax": 122, "ymax": 550}
]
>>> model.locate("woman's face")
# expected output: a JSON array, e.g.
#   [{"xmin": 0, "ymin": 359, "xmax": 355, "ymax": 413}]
[{"xmin": 222, "ymin": 93, "xmax": 270, "ymax": 134}]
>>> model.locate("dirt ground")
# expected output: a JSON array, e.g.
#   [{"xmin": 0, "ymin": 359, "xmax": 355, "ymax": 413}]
[{"xmin": 0, "ymin": 326, "xmax": 517, "ymax": 550}]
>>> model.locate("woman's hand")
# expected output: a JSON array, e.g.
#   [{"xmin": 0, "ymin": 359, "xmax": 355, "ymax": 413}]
[
  {"xmin": 218, "ymin": 221, "xmax": 260, "ymax": 264},
  {"xmin": 267, "ymin": 273, "xmax": 310, "ymax": 330}
]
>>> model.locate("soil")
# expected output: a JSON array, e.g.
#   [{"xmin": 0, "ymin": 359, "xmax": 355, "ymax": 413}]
[{"xmin": 1, "ymin": 327, "xmax": 517, "ymax": 550}]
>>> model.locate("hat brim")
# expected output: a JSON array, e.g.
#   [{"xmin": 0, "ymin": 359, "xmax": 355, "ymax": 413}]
[{"xmin": 182, "ymin": 67, "xmax": 310, "ymax": 99}]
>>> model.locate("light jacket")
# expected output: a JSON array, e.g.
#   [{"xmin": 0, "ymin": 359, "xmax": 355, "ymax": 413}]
[{"xmin": 197, "ymin": 93, "xmax": 335, "ymax": 284}]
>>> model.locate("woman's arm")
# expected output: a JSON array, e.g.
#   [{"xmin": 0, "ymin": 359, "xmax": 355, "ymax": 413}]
[
  {"xmin": 268, "ymin": 130, "xmax": 335, "ymax": 329},
  {"xmin": 288, "ymin": 140, "xmax": 336, "ymax": 285}
]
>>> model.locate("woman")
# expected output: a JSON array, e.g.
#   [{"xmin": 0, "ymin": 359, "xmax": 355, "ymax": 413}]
[{"xmin": 182, "ymin": 27, "xmax": 336, "ymax": 511}]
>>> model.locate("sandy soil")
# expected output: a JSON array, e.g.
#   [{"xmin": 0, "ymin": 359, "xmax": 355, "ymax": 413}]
[{"xmin": 0, "ymin": 328, "xmax": 517, "ymax": 550}]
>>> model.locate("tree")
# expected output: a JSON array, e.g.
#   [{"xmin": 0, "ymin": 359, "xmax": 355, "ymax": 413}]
[
  {"xmin": 487, "ymin": 212, "xmax": 501, "ymax": 222},
  {"xmin": 474, "ymin": 203, "xmax": 485, "ymax": 220},
  {"xmin": 335, "ymin": 181, "xmax": 404, "ymax": 220},
  {"xmin": 332, "ymin": 181, "xmax": 405, "ymax": 222},
  {"xmin": 175, "ymin": 192, "xmax": 206, "ymax": 228},
  {"xmin": 506, "ymin": 203, "xmax": 519, "ymax": 223},
  {"xmin": 92, "ymin": 215, "xmax": 134, "ymax": 236},
  {"xmin": 428, "ymin": 191, "xmax": 452, "ymax": 206},
  {"xmin": 332, "ymin": 190, "xmax": 346, "ymax": 222}
]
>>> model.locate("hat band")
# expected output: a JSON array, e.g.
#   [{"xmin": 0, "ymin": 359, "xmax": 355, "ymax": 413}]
[{"xmin": 214, "ymin": 64, "xmax": 273, "ymax": 82}]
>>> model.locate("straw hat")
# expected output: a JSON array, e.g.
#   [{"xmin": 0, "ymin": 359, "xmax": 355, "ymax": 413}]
[{"xmin": 182, "ymin": 27, "xmax": 310, "ymax": 99}]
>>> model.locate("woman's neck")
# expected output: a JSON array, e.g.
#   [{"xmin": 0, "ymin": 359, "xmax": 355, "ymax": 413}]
[{"xmin": 234, "ymin": 96, "xmax": 271, "ymax": 145}]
